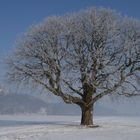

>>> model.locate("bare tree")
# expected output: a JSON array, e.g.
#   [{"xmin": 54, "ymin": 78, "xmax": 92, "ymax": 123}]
[{"xmin": 6, "ymin": 7, "xmax": 140, "ymax": 126}]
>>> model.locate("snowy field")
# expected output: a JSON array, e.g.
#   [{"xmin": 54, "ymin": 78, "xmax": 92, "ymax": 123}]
[{"xmin": 0, "ymin": 115, "xmax": 139, "ymax": 140}]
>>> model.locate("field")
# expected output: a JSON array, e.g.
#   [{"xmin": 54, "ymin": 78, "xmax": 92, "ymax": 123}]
[{"xmin": 0, "ymin": 115, "xmax": 139, "ymax": 140}]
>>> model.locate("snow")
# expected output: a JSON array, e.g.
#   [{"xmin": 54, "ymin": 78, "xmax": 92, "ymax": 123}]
[{"xmin": 0, "ymin": 115, "xmax": 139, "ymax": 140}]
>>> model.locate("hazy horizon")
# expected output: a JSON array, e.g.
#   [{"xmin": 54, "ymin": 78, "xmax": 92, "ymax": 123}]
[{"xmin": 0, "ymin": 0, "xmax": 140, "ymax": 116}]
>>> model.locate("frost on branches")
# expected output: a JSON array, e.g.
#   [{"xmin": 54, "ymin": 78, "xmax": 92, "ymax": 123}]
[{"xmin": 6, "ymin": 7, "xmax": 140, "ymax": 126}]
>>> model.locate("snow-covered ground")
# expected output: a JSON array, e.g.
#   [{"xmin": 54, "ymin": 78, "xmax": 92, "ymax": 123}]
[{"xmin": 0, "ymin": 115, "xmax": 139, "ymax": 140}]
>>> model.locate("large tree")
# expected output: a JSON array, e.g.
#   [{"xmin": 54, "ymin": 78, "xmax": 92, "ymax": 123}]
[{"xmin": 6, "ymin": 7, "xmax": 140, "ymax": 126}]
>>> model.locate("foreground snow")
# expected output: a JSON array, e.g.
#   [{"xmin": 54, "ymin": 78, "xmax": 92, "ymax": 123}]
[{"xmin": 0, "ymin": 115, "xmax": 139, "ymax": 140}]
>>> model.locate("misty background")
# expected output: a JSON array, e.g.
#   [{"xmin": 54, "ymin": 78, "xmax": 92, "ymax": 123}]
[{"xmin": 0, "ymin": 0, "xmax": 140, "ymax": 115}]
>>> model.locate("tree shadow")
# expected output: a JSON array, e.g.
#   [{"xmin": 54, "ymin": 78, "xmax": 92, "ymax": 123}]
[{"xmin": 0, "ymin": 119, "xmax": 80, "ymax": 127}]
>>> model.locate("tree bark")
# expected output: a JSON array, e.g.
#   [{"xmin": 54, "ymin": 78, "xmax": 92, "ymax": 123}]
[{"xmin": 80, "ymin": 105, "xmax": 93, "ymax": 126}]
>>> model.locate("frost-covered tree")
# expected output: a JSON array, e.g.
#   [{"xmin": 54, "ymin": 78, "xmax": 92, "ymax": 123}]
[{"xmin": 6, "ymin": 7, "xmax": 140, "ymax": 126}]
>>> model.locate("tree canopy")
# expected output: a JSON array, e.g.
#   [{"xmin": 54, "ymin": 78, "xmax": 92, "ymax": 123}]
[{"xmin": 6, "ymin": 7, "xmax": 140, "ymax": 126}]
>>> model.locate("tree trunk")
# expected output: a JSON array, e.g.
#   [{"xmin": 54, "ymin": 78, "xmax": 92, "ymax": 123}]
[{"xmin": 80, "ymin": 105, "xmax": 93, "ymax": 126}]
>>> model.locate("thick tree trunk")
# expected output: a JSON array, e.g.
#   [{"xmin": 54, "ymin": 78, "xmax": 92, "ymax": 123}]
[
  {"xmin": 79, "ymin": 82, "xmax": 95, "ymax": 126},
  {"xmin": 80, "ymin": 105, "xmax": 93, "ymax": 126}
]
